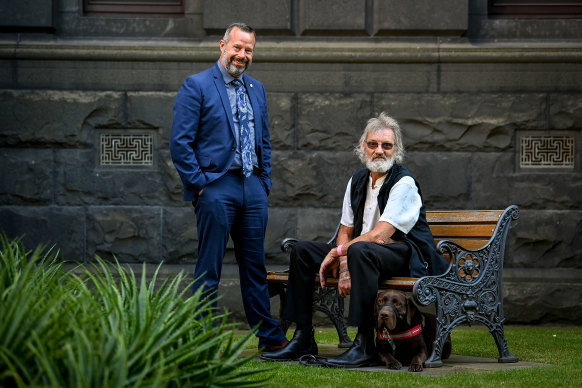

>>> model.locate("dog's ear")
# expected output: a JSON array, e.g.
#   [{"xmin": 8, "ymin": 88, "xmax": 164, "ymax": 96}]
[
  {"xmin": 406, "ymin": 295, "xmax": 417, "ymax": 325},
  {"xmin": 375, "ymin": 291, "xmax": 385, "ymax": 309}
]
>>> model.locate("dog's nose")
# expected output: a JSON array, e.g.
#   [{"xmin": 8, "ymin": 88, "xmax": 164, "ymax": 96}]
[{"xmin": 380, "ymin": 311, "xmax": 390, "ymax": 319}]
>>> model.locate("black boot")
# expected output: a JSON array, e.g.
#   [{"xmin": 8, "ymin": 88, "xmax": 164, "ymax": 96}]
[
  {"xmin": 260, "ymin": 327, "xmax": 317, "ymax": 362},
  {"xmin": 323, "ymin": 328, "xmax": 376, "ymax": 368}
]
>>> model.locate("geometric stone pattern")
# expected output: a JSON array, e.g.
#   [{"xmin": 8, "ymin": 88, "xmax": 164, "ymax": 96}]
[
  {"xmin": 100, "ymin": 134, "xmax": 153, "ymax": 166},
  {"xmin": 520, "ymin": 135, "xmax": 575, "ymax": 168}
]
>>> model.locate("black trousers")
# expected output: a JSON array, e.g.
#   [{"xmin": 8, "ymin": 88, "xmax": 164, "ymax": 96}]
[{"xmin": 283, "ymin": 240, "xmax": 410, "ymax": 330}]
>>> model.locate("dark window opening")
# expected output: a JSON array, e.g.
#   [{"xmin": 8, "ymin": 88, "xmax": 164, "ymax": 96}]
[
  {"xmin": 489, "ymin": 0, "xmax": 582, "ymax": 18},
  {"xmin": 83, "ymin": 0, "xmax": 184, "ymax": 16}
]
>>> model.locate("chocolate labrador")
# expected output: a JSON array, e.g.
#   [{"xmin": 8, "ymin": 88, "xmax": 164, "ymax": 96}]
[{"xmin": 374, "ymin": 289, "xmax": 451, "ymax": 372}]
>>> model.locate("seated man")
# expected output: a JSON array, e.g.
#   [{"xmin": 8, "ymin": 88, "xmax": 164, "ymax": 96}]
[{"xmin": 260, "ymin": 112, "xmax": 448, "ymax": 368}]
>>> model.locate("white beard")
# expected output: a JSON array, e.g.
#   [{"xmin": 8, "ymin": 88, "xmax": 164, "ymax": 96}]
[{"xmin": 366, "ymin": 154, "xmax": 394, "ymax": 173}]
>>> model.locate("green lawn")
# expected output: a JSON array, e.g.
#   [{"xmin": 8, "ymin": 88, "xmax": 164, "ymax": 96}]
[{"xmin": 237, "ymin": 325, "xmax": 582, "ymax": 388}]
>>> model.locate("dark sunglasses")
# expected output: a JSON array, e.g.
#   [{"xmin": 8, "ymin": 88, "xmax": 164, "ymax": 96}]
[{"xmin": 366, "ymin": 141, "xmax": 394, "ymax": 151}]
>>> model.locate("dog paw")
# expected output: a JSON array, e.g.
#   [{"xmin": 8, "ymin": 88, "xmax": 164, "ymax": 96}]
[
  {"xmin": 408, "ymin": 363, "xmax": 423, "ymax": 372},
  {"xmin": 387, "ymin": 361, "xmax": 402, "ymax": 370}
]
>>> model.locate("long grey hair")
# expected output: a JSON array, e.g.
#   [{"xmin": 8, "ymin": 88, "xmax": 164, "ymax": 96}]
[{"xmin": 354, "ymin": 112, "xmax": 406, "ymax": 165}]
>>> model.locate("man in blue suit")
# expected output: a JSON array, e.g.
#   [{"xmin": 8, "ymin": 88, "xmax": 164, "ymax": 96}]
[{"xmin": 170, "ymin": 22, "xmax": 288, "ymax": 351}]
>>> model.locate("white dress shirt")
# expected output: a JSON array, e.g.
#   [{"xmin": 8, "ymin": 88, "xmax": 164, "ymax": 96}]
[{"xmin": 340, "ymin": 173, "xmax": 421, "ymax": 236}]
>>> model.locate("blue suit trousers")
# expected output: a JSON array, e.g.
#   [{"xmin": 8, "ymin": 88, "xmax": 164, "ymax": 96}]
[{"xmin": 193, "ymin": 171, "xmax": 285, "ymax": 347}]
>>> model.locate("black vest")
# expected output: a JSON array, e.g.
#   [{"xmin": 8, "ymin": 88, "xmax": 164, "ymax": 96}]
[{"xmin": 349, "ymin": 165, "xmax": 448, "ymax": 277}]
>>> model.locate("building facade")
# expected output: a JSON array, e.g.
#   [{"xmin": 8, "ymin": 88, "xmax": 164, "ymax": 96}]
[{"xmin": 1, "ymin": 0, "xmax": 581, "ymax": 324}]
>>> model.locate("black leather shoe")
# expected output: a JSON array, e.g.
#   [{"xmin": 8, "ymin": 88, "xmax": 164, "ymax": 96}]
[
  {"xmin": 259, "ymin": 328, "xmax": 317, "ymax": 362},
  {"xmin": 323, "ymin": 330, "xmax": 376, "ymax": 368}
]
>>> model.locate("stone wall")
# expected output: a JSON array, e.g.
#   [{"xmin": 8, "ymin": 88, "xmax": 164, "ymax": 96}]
[{"xmin": 1, "ymin": 0, "xmax": 581, "ymax": 325}]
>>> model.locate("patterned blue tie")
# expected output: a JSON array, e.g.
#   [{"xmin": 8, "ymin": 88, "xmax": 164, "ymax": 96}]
[{"xmin": 232, "ymin": 79, "xmax": 253, "ymax": 178}]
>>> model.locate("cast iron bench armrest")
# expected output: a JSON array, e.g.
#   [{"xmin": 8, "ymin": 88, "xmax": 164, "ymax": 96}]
[{"xmin": 412, "ymin": 205, "xmax": 520, "ymax": 366}]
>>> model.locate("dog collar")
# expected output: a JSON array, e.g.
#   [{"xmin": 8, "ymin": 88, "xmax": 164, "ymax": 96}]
[{"xmin": 377, "ymin": 324, "xmax": 423, "ymax": 341}]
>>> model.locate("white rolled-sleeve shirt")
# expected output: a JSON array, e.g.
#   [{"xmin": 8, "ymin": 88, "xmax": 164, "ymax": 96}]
[{"xmin": 340, "ymin": 174, "xmax": 422, "ymax": 236}]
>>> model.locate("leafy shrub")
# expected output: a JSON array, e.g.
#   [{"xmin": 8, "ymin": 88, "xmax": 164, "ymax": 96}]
[{"xmin": 0, "ymin": 235, "xmax": 267, "ymax": 387}]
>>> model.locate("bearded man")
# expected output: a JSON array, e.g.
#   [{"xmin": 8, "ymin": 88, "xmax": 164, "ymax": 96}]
[
  {"xmin": 170, "ymin": 23, "xmax": 288, "ymax": 352},
  {"xmin": 260, "ymin": 112, "xmax": 448, "ymax": 367}
]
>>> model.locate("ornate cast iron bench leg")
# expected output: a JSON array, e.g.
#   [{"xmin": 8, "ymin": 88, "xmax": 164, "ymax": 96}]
[
  {"xmin": 267, "ymin": 281, "xmax": 352, "ymax": 347},
  {"xmin": 275, "ymin": 235, "xmax": 352, "ymax": 347},
  {"xmin": 313, "ymin": 287, "xmax": 353, "ymax": 348},
  {"xmin": 413, "ymin": 205, "xmax": 520, "ymax": 367},
  {"xmin": 268, "ymin": 282, "xmax": 291, "ymax": 333}
]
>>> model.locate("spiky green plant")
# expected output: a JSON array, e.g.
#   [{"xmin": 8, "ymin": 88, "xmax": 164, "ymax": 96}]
[
  {"xmin": 0, "ymin": 234, "xmax": 72, "ymax": 386},
  {"xmin": 0, "ymin": 234, "xmax": 268, "ymax": 387}
]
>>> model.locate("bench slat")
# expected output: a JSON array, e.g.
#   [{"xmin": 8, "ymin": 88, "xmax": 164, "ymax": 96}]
[
  {"xmin": 430, "ymin": 224, "xmax": 496, "ymax": 238},
  {"xmin": 426, "ymin": 210, "xmax": 502, "ymax": 224},
  {"xmin": 318, "ymin": 276, "xmax": 419, "ymax": 289},
  {"xmin": 267, "ymin": 272, "xmax": 419, "ymax": 290},
  {"xmin": 381, "ymin": 277, "xmax": 418, "ymax": 289},
  {"xmin": 267, "ymin": 272, "xmax": 290, "ymax": 284}
]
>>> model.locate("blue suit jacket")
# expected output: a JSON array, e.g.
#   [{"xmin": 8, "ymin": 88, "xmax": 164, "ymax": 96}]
[{"xmin": 170, "ymin": 63, "xmax": 272, "ymax": 201}]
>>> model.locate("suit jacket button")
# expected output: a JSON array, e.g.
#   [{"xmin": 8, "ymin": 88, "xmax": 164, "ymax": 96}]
[{"xmin": 231, "ymin": 147, "xmax": 236, "ymax": 151}]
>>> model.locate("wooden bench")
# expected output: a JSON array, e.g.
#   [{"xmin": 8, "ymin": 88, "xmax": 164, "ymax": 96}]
[{"xmin": 267, "ymin": 205, "xmax": 520, "ymax": 367}]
